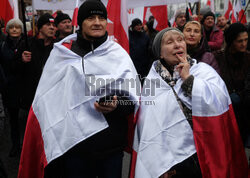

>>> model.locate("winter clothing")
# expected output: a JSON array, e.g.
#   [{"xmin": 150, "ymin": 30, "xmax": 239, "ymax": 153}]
[
  {"xmin": 201, "ymin": 11, "xmax": 215, "ymax": 24},
  {"xmin": 187, "ymin": 36, "xmax": 220, "ymax": 74},
  {"xmin": 77, "ymin": 0, "xmax": 107, "ymax": 27},
  {"xmin": 129, "ymin": 28, "xmax": 150, "ymax": 79},
  {"xmin": 37, "ymin": 13, "xmax": 54, "ymax": 30},
  {"xmin": 204, "ymin": 25, "xmax": 224, "ymax": 51},
  {"xmin": 54, "ymin": 12, "xmax": 71, "ymax": 27}
]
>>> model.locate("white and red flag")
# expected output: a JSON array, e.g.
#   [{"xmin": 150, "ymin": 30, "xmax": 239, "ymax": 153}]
[
  {"xmin": 224, "ymin": 0, "xmax": 233, "ymax": 19},
  {"xmin": 130, "ymin": 61, "xmax": 248, "ymax": 178},
  {"xmin": 0, "ymin": 0, "xmax": 18, "ymax": 26},
  {"xmin": 18, "ymin": 34, "xmax": 139, "ymax": 178},
  {"xmin": 143, "ymin": 5, "xmax": 168, "ymax": 31},
  {"xmin": 233, "ymin": 0, "xmax": 247, "ymax": 24},
  {"xmin": 206, "ymin": 0, "xmax": 214, "ymax": 12},
  {"xmin": 107, "ymin": 0, "xmax": 129, "ymax": 53}
]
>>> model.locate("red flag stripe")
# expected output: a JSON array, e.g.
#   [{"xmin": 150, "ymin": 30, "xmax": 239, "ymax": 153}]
[{"xmin": 18, "ymin": 107, "xmax": 47, "ymax": 178}]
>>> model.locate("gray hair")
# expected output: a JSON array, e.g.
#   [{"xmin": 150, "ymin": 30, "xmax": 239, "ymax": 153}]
[
  {"xmin": 152, "ymin": 27, "xmax": 184, "ymax": 59},
  {"xmin": 6, "ymin": 19, "xmax": 24, "ymax": 34}
]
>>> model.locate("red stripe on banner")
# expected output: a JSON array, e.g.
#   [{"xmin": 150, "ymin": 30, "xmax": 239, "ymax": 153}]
[
  {"xmin": 0, "ymin": 0, "xmax": 14, "ymax": 28},
  {"xmin": 193, "ymin": 104, "xmax": 248, "ymax": 178},
  {"xmin": 18, "ymin": 107, "xmax": 47, "ymax": 178},
  {"xmin": 107, "ymin": 0, "xmax": 129, "ymax": 53},
  {"xmin": 129, "ymin": 149, "xmax": 138, "ymax": 178},
  {"xmin": 72, "ymin": 7, "xmax": 78, "ymax": 27}
]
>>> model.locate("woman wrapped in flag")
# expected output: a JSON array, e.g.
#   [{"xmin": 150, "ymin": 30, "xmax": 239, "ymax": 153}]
[{"xmin": 131, "ymin": 28, "xmax": 248, "ymax": 178}]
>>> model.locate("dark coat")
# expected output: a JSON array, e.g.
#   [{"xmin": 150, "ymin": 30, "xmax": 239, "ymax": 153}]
[
  {"xmin": 129, "ymin": 30, "xmax": 150, "ymax": 78},
  {"xmin": 214, "ymin": 49, "xmax": 250, "ymax": 143},
  {"xmin": 187, "ymin": 37, "xmax": 220, "ymax": 74},
  {"xmin": 17, "ymin": 37, "xmax": 54, "ymax": 109},
  {"xmin": 0, "ymin": 35, "xmax": 22, "ymax": 108}
]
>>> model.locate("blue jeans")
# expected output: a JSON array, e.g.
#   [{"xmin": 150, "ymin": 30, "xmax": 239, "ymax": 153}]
[{"xmin": 63, "ymin": 151, "xmax": 124, "ymax": 178}]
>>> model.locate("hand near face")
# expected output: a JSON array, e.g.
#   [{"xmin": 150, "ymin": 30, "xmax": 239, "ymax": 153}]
[
  {"xmin": 94, "ymin": 95, "xmax": 118, "ymax": 114},
  {"xmin": 175, "ymin": 53, "xmax": 190, "ymax": 80}
]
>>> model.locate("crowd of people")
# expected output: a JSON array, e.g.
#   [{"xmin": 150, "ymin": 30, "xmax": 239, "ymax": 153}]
[{"xmin": 0, "ymin": 0, "xmax": 250, "ymax": 177}]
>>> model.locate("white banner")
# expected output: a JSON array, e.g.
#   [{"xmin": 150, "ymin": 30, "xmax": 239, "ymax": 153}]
[{"xmin": 32, "ymin": 0, "xmax": 198, "ymax": 10}]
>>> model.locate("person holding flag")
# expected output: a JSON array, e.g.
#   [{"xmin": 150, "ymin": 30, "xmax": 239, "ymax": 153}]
[
  {"xmin": 131, "ymin": 27, "xmax": 248, "ymax": 178},
  {"xmin": 18, "ymin": 0, "xmax": 139, "ymax": 178}
]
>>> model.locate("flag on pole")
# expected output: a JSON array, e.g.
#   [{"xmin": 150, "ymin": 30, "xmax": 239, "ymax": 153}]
[
  {"xmin": 107, "ymin": 0, "xmax": 129, "ymax": 53},
  {"xmin": 0, "ymin": 0, "xmax": 17, "ymax": 26},
  {"xmin": 206, "ymin": 0, "xmax": 215, "ymax": 12},
  {"xmin": 224, "ymin": 0, "xmax": 233, "ymax": 19},
  {"xmin": 143, "ymin": 5, "xmax": 168, "ymax": 31},
  {"xmin": 72, "ymin": 0, "xmax": 79, "ymax": 33},
  {"xmin": 233, "ymin": 0, "xmax": 247, "ymax": 24}
]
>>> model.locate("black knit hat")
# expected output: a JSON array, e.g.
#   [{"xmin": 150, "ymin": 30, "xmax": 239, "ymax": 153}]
[
  {"xmin": 55, "ymin": 12, "xmax": 71, "ymax": 26},
  {"xmin": 224, "ymin": 22, "xmax": 247, "ymax": 47},
  {"xmin": 131, "ymin": 18, "xmax": 142, "ymax": 29},
  {"xmin": 77, "ymin": 0, "xmax": 107, "ymax": 27},
  {"xmin": 201, "ymin": 11, "xmax": 215, "ymax": 24},
  {"xmin": 37, "ymin": 13, "xmax": 54, "ymax": 30}
]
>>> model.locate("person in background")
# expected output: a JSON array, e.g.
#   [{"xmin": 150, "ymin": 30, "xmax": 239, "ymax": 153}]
[
  {"xmin": 201, "ymin": 11, "xmax": 224, "ymax": 51},
  {"xmin": 129, "ymin": 18, "xmax": 150, "ymax": 81},
  {"xmin": 197, "ymin": 6, "xmax": 211, "ymax": 23},
  {"xmin": 183, "ymin": 21, "xmax": 219, "ymax": 73},
  {"xmin": 214, "ymin": 23, "xmax": 250, "ymax": 147},
  {"xmin": 216, "ymin": 15, "xmax": 229, "ymax": 32},
  {"xmin": 18, "ymin": 13, "xmax": 56, "ymax": 110},
  {"xmin": 0, "ymin": 19, "xmax": 23, "ymax": 157},
  {"xmin": 144, "ymin": 20, "xmax": 158, "ymax": 65},
  {"xmin": 0, "ymin": 19, "xmax": 6, "ymax": 42},
  {"xmin": 54, "ymin": 12, "xmax": 72, "ymax": 42},
  {"xmin": 174, "ymin": 9, "xmax": 186, "ymax": 31}
]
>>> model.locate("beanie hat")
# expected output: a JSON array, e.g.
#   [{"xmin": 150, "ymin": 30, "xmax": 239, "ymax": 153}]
[
  {"xmin": 201, "ymin": 11, "xmax": 215, "ymax": 24},
  {"xmin": 37, "ymin": 13, "xmax": 54, "ymax": 30},
  {"xmin": 224, "ymin": 22, "xmax": 247, "ymax": 47},
  {"xmin": 55, "ymin": 12, "xmax": 71, "ymax": 26},
  {"xmin": 6, "ymin": 18, "xmax": 24, "ymax": 33},
  {"xmin": 152, "ymin": 27, "xmax": 183, "ymax": 59},
  {"xmin": 77, "ymin": 0, "xmax": 107, "ymax": 27},
  {"xmin": 131, "ymin": 18, "xmax": 142, "ymax": 29},
  {"xmin": 200, "ymin": 6, "xmax": 211, "ymax": 16},
  {"xmin": 175, "ymin": 9, "xmax": 186, "ymax": 21}
]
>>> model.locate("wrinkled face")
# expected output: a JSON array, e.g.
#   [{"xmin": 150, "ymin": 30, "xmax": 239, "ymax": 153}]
[
  {"xmin": 217, "ymin": 16, "xmax": 227, "ymax": 28},
  {"xmin": 81, "ymin": 15, "xmax": 107, "ymax": 40},
  {"xmin": 57, "ymin": 19, "xmax": 72, "ymax": 35},
  {"xmin": 161, "ymin": 30, "xmax": 187, "ymax": 66},
  {"xmin": 183, "ymin": 23, "xmax": 202, "ymax": 47},
  {"xmin": 175, "ymin": 14, "xmax": 186, "ymax": 28},
  {"xmin": 8, "ymin": 24, "xmax": 22, "ymax": 37},
  {"xmin": 39, "ymin": 22, "xmax": 56, "ymax": 38},
  {"xmin": 232, "ymin": 32, "xmax": 248, "ymax": 53},
  {"xmin": 203, "ymin": 16, "xmax": 215, "ymax": 29}
]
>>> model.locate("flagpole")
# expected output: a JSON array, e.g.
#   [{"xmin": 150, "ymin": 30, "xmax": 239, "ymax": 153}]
[
  {"xmin": 73, "ymin": 0, "xmax": 79, "ymax": 33},
  {"xmin": 239, "ymin": 0, "xmax": 250, "ymax": 23},
  {"xmin": 20, "ymin": 0, "xmax": 28, "ymax": 49}
]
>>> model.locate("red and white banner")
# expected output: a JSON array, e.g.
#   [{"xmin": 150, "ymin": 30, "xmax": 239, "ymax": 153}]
[
  {"xmin": 107, "ymin": 0, "xmax": 129, "ymax": 52},
  {"xmin": 0, "ymin": 0, "xmax": 18, "ymax": 25},
  {"xmin": 206, "ymin": 0, "xmax": 214, "ymax": 12},
  {"xmin": 233, "ymin": 0, "xmax": 247, "ymax": 24},
  {"xmin": 130, "ymin": 61, "xmax": 248, "ymax": 178},
  {"xmin": 18, "ymin": 34, "xmax": 139, "ymax": 178},
  {"xmin": 143, "ymin": 5, "xmax": 168, "ymax": 31}
]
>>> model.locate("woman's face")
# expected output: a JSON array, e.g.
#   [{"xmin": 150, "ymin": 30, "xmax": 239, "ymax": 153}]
[
  {"xmin": 160, "ymin": 30, "xmax": 187, "ymax": 66},
  {"xmin": 232, "ymin": 32, "xmax": 248, "ymax": 53},
  {"xmin": 8, "ymin": 24, "xmax": 22, "ymax": 38},
  {"xmin": 183, "ymin": 23, "xmax": 202, "ymax": 47}
]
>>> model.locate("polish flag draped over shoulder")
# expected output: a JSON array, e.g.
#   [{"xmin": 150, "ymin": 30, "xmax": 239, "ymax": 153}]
[
  {"xmin": 143, "ymin": 5, "xmax": 168, "ymax": 31},
  {"xmin": 18, "ymin": 34, "xmax": 139, "ymax": 178},
  {"xmin": 107, "ymin": 0, "xmax": 129, "ymax": 53},
  {"xmin": 130, "ymin": 61, "xmax": 248, "ymax": 178},
  {"xmin": 0, "ymin": 0, "xmax": 18, "ymax": 26}
]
